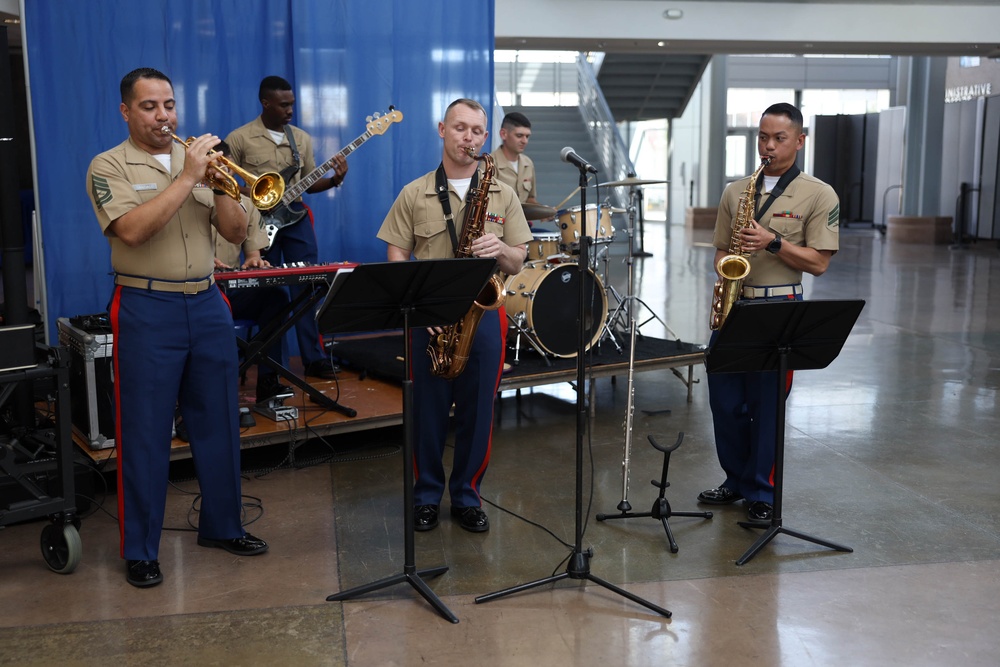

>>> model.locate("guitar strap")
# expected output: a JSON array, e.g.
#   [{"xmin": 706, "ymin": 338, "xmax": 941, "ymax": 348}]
[
  {"xmin": 281, "ymin": 126, "xmax": 302, "ymax": 183},
  {"xmin": 435, "ymin": 163, "xmax": 478, "ymax": 254}
]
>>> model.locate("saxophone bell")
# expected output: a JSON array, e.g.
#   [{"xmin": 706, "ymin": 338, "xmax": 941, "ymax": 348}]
[{"xmin": 709, "ymin": 156, "xmax": 772, "ymax": 331}]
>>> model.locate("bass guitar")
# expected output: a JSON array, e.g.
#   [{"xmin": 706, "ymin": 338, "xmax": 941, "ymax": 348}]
[{"xmin": 261, "ymin": 106, "xmax": 403, "ymax": 248}]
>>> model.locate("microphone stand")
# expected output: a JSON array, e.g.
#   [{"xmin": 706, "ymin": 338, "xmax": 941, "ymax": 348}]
[{"xmin": 475, "ymin": 161, "xmax": 671, "ymax": 618}]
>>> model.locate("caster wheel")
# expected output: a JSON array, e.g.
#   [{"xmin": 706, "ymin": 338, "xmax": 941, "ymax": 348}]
[{"xmin": 41, "ymin": 523, "xmax": 82, "ymax": 574}]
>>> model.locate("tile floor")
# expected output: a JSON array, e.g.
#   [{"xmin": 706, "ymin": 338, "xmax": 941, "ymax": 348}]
[{"xmin": 2, "ymin": 220, "xmax": 999, "ymax": 666}]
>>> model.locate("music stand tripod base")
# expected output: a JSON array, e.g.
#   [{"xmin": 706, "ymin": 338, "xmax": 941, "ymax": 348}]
[
  {"xmin": 316, "ymin": 258, "xmax": 500, "ymax": 624},
  {"xmin": 475, "ymin": 188, "xmax": 671, "ymax": 619},
  {"xmin": 706, "ymin": 298, "xmax": 864, "ymax": 566}
]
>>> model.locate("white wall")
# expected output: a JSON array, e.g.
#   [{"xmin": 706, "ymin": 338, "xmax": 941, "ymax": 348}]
[{"xmin": 495, "ymin": 1, "xmax": 1000, "ymax": 55}]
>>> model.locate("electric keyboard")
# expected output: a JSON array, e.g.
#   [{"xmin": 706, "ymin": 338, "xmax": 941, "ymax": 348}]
[{"xmin": 214, "ymin": 262, "xmax": 358, "ymax": 290}]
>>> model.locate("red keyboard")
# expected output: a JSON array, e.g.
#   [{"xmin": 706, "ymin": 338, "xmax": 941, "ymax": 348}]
[{"xmin": 215, "ymin": 262, "xmax": 358, "ymax": 289}]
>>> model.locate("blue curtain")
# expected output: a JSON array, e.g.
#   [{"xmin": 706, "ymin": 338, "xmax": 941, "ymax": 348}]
[{"xmin": 23, "ymin": 0, "xmax": 494, "ymax": 341}]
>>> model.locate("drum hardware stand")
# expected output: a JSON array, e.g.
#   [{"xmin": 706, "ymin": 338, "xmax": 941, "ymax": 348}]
[
  {"xmin": 631, "ymin": 184, "xmax": 653, "ymax": 258},
  {"xmin": 597, "ymin": 433, "xmax": 712, "ymax": 553},
  {"xmin": 476, "ymin": 167, "xmax": 671, "ymax": 619},
  {"xmin": 506, "ymin": 311, "xmax": 552, "ymax": 367},
  {"xmin": 604, "ymin": 187, "xmax": 677, "ymax": 344}
]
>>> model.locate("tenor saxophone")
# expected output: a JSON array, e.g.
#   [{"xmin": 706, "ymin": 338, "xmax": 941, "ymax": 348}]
[
  {"xmin": 709, "ymin": 157, "xmax": 772, "ymax": 330},
  {"xmin": 426, "ymin": 149, "xmax": 507, "ymax": 379}
]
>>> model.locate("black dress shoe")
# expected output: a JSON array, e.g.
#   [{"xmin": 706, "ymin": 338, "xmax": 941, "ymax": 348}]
[
  {"xmin": 255, "ymin": 373, "xmax": 293, "ymax": 403},
  {"xmin": 697, "ymin": 486, "xmax": 743, "ymax": 505},
  {"xmin": 414, "ymin": 504, "xmax": 439, "ymax": 531},
  {"xmin": 746, "ymin": 501, "xmax": 774, "ymax": 523},
  {"xmin": 126, "ymin": 559, "xmax": 163, "ymax": 588},
  {"xmin": 305, "ymin": 359, "xmax": 341, "ymax": 379},
  {"xmin": 451, "ymin": 506, "xmax": 489, "ymax": 533},
  {"xmin": 197, "ymin": 532, "xmax": 269, "ymax": 556}
]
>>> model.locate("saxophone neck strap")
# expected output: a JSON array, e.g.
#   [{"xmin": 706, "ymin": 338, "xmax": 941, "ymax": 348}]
[
  {"xmin": 755, "ymin": 163, "xmax": 800, "ymax": 220},
  {"xmin": 435, "ymin": 163, "xmax": 478, "ymax": 254}
]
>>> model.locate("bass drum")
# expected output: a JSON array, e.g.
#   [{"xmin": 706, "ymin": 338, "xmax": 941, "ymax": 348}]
[{"xmin": 504, "ymin": 262, "xmax": 608, "ymax": 358}]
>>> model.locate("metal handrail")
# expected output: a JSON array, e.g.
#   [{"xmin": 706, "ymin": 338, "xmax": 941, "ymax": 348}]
[{"xmin": 576, "ymin": 54, "xmax": 633, "ymax": 209}]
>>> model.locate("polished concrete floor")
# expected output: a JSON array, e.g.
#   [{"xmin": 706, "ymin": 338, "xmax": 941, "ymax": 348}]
[{"xmin": 2, "ymin": 220, "xmax": 1000, "ymax": 666}]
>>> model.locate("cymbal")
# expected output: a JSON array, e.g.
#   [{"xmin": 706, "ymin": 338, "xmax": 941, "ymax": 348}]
[
  {"xmin": 599, "ymin": 176, "xmax": 669, "ymax": 188},
  {"xmin": 521, "ymin": 202, "xmax": 558, "ymax": 219}
]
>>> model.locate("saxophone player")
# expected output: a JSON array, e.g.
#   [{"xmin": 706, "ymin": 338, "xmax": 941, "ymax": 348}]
[
  {"xmin": 377, "ymin": 98, "xmax": 532, "ymax": 533},
  {"xmin": 699, "ymin": 103, "xmax": 840, "ymax": 525}
]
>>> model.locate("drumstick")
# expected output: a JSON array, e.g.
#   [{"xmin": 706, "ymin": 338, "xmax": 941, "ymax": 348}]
[{"xmin": 555, "ymin": 186, "xmax": 582, "ymax": 210}]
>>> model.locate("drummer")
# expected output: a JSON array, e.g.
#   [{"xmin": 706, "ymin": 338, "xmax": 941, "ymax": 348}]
[{"xmin": 492, "ymin": 112, "xmax": 539, "ymax": 206}]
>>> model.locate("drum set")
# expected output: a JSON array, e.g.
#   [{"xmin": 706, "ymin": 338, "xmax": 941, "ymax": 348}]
[{"xmin": 504, "ymin": 176, "xmax": 669, "ymax": 364}]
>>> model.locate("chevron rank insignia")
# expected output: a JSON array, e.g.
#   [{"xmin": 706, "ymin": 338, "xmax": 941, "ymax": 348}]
[
  {"xmin": 91, "ymin": 175, "xmax": 112, "ymax": 209},
  {"xmin": 828, "ymin": 204, "xmax": 840, "ymax": 228}
]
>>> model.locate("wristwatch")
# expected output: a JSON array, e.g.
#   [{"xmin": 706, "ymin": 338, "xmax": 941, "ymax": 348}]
[{"xmin": 765, "ymin": 233, "xmax": 782, "ymax": 254}]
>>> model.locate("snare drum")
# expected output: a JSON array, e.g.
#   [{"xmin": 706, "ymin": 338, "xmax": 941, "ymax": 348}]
[
  {"xmin": 504, "ymin": 263, "xmax": 608, "ymax": 358},
  {"xmin": 526, "ymin": 232, "xmax": 563, "ymax": 262},
  {"xmin": 557, "ymin": 204, "xmax": 615, "ymax": 247}
]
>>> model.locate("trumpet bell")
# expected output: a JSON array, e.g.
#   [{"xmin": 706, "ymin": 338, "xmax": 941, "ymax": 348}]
[
  {"xmin": 163, "ymin": 127, "xmax": 286, "ymax": 210},
  {"xmin": 248, "ymin": 172, "xmax": 285, "ymax": 210}
]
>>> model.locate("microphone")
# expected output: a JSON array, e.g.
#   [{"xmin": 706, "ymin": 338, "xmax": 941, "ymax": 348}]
[{"xmin": 560, "ymin": 146, "xmax": 598, "ymax": 174}]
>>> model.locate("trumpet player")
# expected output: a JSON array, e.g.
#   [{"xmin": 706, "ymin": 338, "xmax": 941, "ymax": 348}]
[
  {"xmin": 699, "ymin": 103, "xmax": 840, "ymax": 525},
  {"xmin": 86, "ymin": 67, "xmax": 268, "ymax": 589}
]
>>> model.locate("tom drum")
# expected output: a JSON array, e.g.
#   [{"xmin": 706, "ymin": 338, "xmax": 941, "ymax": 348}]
[
  {"xmin": 526, "ymin": 232, "xmax": 564, "ymax": 262},
  {"xmin": 557, "ymin": 204, "xmax": 615, "ymax": 247}
]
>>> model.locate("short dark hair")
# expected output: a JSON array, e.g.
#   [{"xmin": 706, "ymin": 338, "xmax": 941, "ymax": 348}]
[
  {"xmin": 761, "ymin": 103, "xmax": 803, "ymax": 132},
  {"xmin": 259, "ymin": 76, "xmax": 292, "ymax": 101},
  {"xmin": 501, "ymin": 112, "xmax": 531, "ymax": 131},
  {"xmin": 120, "ymin": 67, "xmax": 171, "ymax": 104}
]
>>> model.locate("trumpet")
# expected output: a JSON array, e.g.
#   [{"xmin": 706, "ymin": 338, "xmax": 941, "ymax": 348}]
[{"xmin": 161, "ymin": 126, "xmax": 285, "ymax": 210}]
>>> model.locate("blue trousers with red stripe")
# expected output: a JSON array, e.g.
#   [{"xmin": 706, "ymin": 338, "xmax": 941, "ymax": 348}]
[
  {"xmin": 706, "ymin": 294, "xmax": 799, "ymax": 504},
  {"xmin": 110, "ymin": 285, "xmax": 245, "ymax": 561},
  {"xmin": 408, "ymin": 308, "xmax": 505, "ymax": 509}
]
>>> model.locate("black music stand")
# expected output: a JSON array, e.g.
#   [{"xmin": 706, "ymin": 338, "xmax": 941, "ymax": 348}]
[
  {"xmin": 706, "ymin": 298, "xmax": 865, "ymax": 566},
  {"xmin": 316, "ymin": 257, "xmax": 497, "ymax": 624},
  {"xmin": 475, "ymin": 171, "xmax": 672, "ymax": 618}
]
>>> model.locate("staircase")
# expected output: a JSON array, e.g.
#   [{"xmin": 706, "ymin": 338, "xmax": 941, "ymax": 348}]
[{"xmin": 495, "ymin": 106, "xmax": 602, "ymax": 212}]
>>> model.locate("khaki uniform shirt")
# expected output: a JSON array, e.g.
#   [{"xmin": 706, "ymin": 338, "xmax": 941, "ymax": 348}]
[
  {"xmin": 713, "ymin": 172, "xmax": 840, "ymax": 286},
  {"xmin": 491, "ymin": 148, "xmax": 536, "ymax": 203},
  {"xmin": 225, "ymin": 117, "xmax": 317, "ymax": 199},
  {"xmin": 214, "ymin": 201, "xmax": 266, "ymax": 267},
  {"xmin": 378, "ymin": 169, "xmax": 534, "ymax": 261},
  {"xmin": 86, "ymin": 137, "xmax": 225, "ymax": 281}
]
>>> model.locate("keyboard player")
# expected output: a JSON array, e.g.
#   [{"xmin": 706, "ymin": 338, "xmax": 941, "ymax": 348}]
[{"xmin": 213, "ymin": 193, "xmax": 293, "ymax": 404}]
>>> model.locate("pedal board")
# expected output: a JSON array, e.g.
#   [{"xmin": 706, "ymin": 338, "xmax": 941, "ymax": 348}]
[{"xmin": 253, "ymin": 400, "xmax": 298, "ymax": 422}]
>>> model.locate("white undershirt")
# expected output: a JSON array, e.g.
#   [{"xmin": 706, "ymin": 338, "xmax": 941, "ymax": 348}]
[
  {"xmin": 509, "ymin": 156, "xmax": 519, "ymax": 174},
  {"xmin": 267, "ymin": 129, "xmax": 286, "ymax": 145},
  {"xmin": 449, "ymin": 177, "xmax": 472, "ymax": 200},
  {"xmin": 762, "ymin": 174, "xmax": 780, "ymax": 194},
  {"xmin": 152, "ymin": 154, "xmax": 171, "ymax": 172}
]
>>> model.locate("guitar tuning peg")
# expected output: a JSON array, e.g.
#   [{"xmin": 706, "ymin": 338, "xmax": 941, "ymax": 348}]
[
  {"xmin": 373, "ymin": 112, "xmax": 381, "ymax": 118},
  {"xmin": 366, "ymin": 115, "xmax": 373, "ymax": 123}
]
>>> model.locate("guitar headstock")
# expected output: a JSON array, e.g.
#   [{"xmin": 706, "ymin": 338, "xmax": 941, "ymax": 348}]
[{"xmin": 366, "ymin": 106, "xmax": 403, "ymax": 135}]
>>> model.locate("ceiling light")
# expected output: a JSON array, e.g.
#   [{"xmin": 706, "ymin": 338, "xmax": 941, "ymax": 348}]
[{"xmin": 663, "ymin": 9, "xmax": 683, "ymax": 20}]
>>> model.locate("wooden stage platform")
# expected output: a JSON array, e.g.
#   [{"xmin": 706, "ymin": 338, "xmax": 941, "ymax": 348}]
[{"xmin": 76, "ymin": 334, "xmax": 705, "ymax": 465}]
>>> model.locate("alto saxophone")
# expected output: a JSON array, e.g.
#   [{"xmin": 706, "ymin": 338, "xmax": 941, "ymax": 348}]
[
  {"xmin": 709, "ymin": 157, "xmax": 772, "ymax": 330},
  {"xmin": 426, "ymin": 148, "xmax": 507, "ymax": 379}
]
